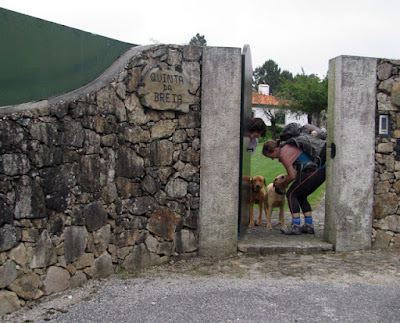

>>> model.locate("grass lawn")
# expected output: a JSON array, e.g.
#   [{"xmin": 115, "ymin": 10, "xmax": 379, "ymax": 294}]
[{"xmin": 250, "ymin": 142, "xmax": 325, "ymax": 211}]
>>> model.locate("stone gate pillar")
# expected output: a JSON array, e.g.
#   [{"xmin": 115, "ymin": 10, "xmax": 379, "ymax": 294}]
[
  {"xmin": 326, "ymin": 55, "xmax": 377, "ymax": 251},
  {"xmin": 198, "ymin": 47, "xmax": 242, "ymax": 257}
]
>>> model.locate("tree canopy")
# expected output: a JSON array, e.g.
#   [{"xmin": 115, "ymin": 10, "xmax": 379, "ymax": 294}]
[
  {"xmin": 253, "ymin": 58, "xmax": 328, "ymax": 126},
  {"xmin": 278, "ymin": 72, "xmax": 328, "ymax": 125},
  {"xmin": 189, "ymin": 33, "xmax": 207, "ymax": 47},
  {"xmin": 253, "ymin": 59, "xmax": 293, "ymax": 96}
]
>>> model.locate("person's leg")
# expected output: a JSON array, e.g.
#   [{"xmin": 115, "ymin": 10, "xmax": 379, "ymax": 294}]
[
  {"xmin": 297, "ymin": 168, "xmax": 326, "ymax": 233},
  {"xmin": 282, "ymin": 168, "xmax": 325, "ymax": 235},
  {"xmin": 281, "ymin": 182, "xmax": 302, "ymax": 235}
]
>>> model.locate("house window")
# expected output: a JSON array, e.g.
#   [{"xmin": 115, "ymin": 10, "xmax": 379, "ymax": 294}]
[{"xmin": 275, "ymin": 111, "xmax": 285, "ymax": 125}]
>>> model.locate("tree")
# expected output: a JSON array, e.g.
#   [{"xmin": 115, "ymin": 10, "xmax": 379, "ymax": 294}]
[
  {"xmin": 253, "ymin": 59, "xmax": 293, "ymax": 95},
  {"xmin": 261, "ymin": 108, "xmax": 286, "ymax": 139},
  {"xmin": 189, "ymin": 33, "xmax": 207, "ymax": 47},
  {"xmin": 278, "ymin": 71, "xmax": 328, "ymax": 126}
]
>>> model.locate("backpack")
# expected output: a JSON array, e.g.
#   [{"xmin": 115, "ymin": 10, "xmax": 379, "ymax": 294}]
[
  {"xmin": 280, "ymin": 122, "xmax": 327, "ymax": 141},
  {"xmin": 279, "ymin": 123, "xmax": 326, "ymax": 168}
]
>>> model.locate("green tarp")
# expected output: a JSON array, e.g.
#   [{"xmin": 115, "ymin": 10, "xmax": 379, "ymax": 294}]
[{"xmin": 0, "ymin": 8, "xmax": 136, "ymax": 106}]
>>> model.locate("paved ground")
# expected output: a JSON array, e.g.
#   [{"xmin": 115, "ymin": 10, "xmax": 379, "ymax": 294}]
[
  {"xmin": 2, "ymin": 249, "xmax": 400, "ymax": 322},
  {"xmin": 3, "ymin": 199, "xmax": 400, "ymax": 322},
  {"xmin": 239, "ymin": 195, "xmax": 331, "ymax": 254}
]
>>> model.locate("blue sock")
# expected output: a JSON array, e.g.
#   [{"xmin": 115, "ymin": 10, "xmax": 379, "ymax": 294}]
[
  {"xmin": 305, "ymin": 217, "xmax": 313, "ymax": 226},
  {"xmin": 292, "ymin": 218, "xmax": 301, "ymax": 226}
]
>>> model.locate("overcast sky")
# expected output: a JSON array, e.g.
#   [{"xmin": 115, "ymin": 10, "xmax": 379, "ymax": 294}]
[{"xmin": 1, "ymin": 0, "xmax": 399, "ymax": 78}]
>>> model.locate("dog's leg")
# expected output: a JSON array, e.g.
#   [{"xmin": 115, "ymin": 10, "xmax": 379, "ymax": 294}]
[
  {"xmin": 249, "ymin": 204, "xmax": 254, "ymax": 228},
  {"xmin": 279, "ymin": 205, "xmax": 286, "ymax": 228},
  {"xmin": 256, "ymin": 201, "xmax": 263, "ymax": 226},
  {"xmin": 265, "ymin": 201, "xmax": 272, "ymax": 230}
]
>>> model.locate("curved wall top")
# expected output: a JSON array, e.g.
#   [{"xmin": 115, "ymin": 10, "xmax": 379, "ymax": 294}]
[
  {"xmin": 0, "ymin": 8, "xmax": 136, "ymax": 107},
  {"xmin": 0, "ymin": 45, "xmax": 152, "ymax": 116}
]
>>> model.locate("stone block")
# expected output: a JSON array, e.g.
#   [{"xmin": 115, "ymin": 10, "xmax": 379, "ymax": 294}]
[
  {"xmin": 373, "ymin": 230, "xmax": 393, "ymax": 249},
  {"xmin": 22, "ymin": 228, "xmax": 39, "ymax": 242},
  {"xmin": 174, "ymin": 229, "xmax": 198, "ymax": 253},
  {"xmin": 377, "ymin": 142, "xmax": 393, "ymax": 153},
  {"xmin": 0, "ymin": 119, "xmax": 25, "ymax": 150},
  {"xmin": 8, "ymin": 243, "xmax": 28, "ymax": 267},
  {"xmin": 172, "ymin": 129, "xmax": 187, "ymax": 143},
  {"xmin": 145, "ymin": 234, "xmax": 159, "ymax": 253},
  {"xmin": 1, "ymin": 153, "xmax": 30, "ymax": 176},
  {"xmin": 116, "ymin": 146, "xmax": 144, "ymax": 178},
  {"xmin": 150, "ymin": 140, "xmax": 174, "ymax": 166},
  {"xmin": 178, "ymin": 109, "xmax": 200, "ymax": 128},
  {"xmin": 156, "ymin": 167, "xmax": 174, "ymax": 185},
  {"xmin": 0, "ymin": 198, "xmax": 13, "ymax": 226},
  {"xmin": 30, "ymin": 230, "xmax": 57, "ymax": 269},
  {"xmin": 8, "ymin": 273, "xmax": 40, "ymax": 300},
  {"xmin": 147, "ymin": 207, "xmax": 180, "ymax": 241},
  {"xmin": 43, "ymin": 266, "xmax": 70, "ymax": 295},
  {"xmin": 115, "ymin": 177, "xmax": 141, "ymax": 199},
  {"xmin": 83, "ymin": 201, "xmax": 108, "ymax": 232},
  {"xmin": 129, "ymin": 196, "xmax": 159, "ymax": 216},
  {"xmin": 165, "ymin": 178, "xmax": 188, "ymax": 198},
  {"xmin": 122, "ymin": 124, "xmax": 150, "ymax": 144},
  {"xmin": 93, "ymin": 252, "xmax": 114, "ymax": 279},
  {"xmin": 88, "ymin": 224, "xmax": 111, "ymax": 257},
  {"xmin": 78, "ymin": 155, "xmax": 101, "ymax": 193},
  {"xmin": 141, "ymin": 175, "xmax": 158, "ymax": 195},
  {"xmin": 62, "ymin": 120, "xmax": 84, "ymax": 147},
  {"xmin": 76, "ymin": 253, "xmax": 94, "ymax": 270},
  {"xmin": 114, "ymin": 229, "xmax": 139, "ymax": 247},
  {"xmin": 64, "ymin": 226, "xmax": 88, "ymax": 263},
  {"xmin": 157, "ymin": 242, "xmax": 173, "ymax": 256},
  {"xmin": 377, "ymin": 62, "xmax": 393, "ymax": 80},
  {"xmin": 393, "ymin": 234, "xmax": 400, "ymax": 249},
  {"xmin": 392, "ymin": 81, "xmax": 400, "ymax": 106},
  {"xmin": 97, "ymin": 86, "xmax": 124, "ymax": 115},
  {"xmin": 101, "ymin": 183, "xmax": 117, "ymax": 204},
  {"xmin": 373, "ymin": 193, "xmax": 398, "ymax": 219},
  {"xmin": 70, "ymin": 271, "xmax": 88, "ymax": 288},
  {"xmin": 183, "ymin": 45, "xmax": 202, "ymax": 61},
  {"xmin": 0, "ymin": 290, "xmax": 21, "ymax": 316},
  {"xmin": 0, "ymin": 224, "xmax": 21, "ymax": 252},
  {"xmin": 0, "ymin": 260, "xmax": 17, "ymax": 288},
  {"xmin": 14, "ymin": 176, "xmax": 46, "ymax": 219},
  {"xmin": 122, "ymin": 244, "xmax": 151, "ymax": 271},
  {"xmin": 151, "ymin": 120, "xmax": 177, "ymax": 139}
]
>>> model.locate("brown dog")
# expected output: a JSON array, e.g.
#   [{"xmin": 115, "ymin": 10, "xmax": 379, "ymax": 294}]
[
  {"xmin": 264, "ymin": 174, "xmax": 289, "ymax": 229},
  {"xmin": 249, "ymin": 175, "xmax": 266, "ymax": 228}
]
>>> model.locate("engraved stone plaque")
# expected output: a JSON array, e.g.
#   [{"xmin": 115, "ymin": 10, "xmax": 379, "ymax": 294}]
[
  {"xmin": 138, "ymin": 68, "xmax": 196, "ymax": 113},
  {"xmin": 392, "ymin": 81, "xmax": 400, "ymax": 107}
]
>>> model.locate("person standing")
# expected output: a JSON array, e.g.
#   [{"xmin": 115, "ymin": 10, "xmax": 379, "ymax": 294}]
[
  {"xmin": 262, "ymin": 139, "xmax": 326, "ymax": 234},
  {"xmin": 246, "ymin": 118, "xmax": 267, "ymax": 155}
]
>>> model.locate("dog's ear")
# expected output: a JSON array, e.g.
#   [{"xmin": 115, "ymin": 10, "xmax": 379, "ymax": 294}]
[{"xmin": 263, "ymin": 178, "xmax": 266, "ymax": 186}]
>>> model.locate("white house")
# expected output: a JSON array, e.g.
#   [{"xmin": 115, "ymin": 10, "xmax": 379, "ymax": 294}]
[{"xmin": 252, "ymin": 91, "xmax": 308, "ymax": 126}]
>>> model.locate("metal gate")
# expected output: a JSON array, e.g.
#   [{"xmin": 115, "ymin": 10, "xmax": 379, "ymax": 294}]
[{"xmin": 238, "ymin": 45, "xmax": 253, "ymax": 236}]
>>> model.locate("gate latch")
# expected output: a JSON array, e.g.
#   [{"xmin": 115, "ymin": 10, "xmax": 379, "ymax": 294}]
[{"xmin": 330, "ymin": 142, "xmax": 336, "ymax": 159}]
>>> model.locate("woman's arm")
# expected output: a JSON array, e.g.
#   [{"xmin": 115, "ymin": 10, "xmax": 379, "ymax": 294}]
[{"xmin": 276, "ymin": 163, "xmax": 297, "ymax": 189}]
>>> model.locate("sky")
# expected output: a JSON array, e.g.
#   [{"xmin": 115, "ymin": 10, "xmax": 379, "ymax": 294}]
[{"xmin": 1, "ymin": 0, "xmax": 399, "ymax": 78}]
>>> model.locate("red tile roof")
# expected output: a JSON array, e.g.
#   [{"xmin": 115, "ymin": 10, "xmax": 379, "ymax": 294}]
[{"xmin": 252, "ymin": 92, "xmax": 289, "ymax": 106}]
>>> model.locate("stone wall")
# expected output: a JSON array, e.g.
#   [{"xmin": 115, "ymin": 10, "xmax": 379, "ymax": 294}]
[
  {"xmin": 0, "ymin": 44, "xmax": 203, "ymax": 315},
  {"xmin": 373, "ymin": 59, "xmax": 400, "ymax": 248}
]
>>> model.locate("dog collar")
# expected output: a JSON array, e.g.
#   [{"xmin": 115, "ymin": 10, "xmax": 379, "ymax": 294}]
[{"xmin": 273, "ymin": 183, "xmax": 286, "ymax": 195}]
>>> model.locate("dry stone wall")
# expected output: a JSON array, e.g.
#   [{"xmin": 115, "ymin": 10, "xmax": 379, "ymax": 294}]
[
  {"xmin": 373, "ymin": 59, "xmax": 400, "ymax": 248},
  {"xmin": 0, "ymin": 44, "xmax": 203, "ymax": 315}
]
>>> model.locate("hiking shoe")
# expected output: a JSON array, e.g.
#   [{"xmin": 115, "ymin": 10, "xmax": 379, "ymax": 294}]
[
  {"xmin": 300, "ymin": 224, "xmax": 315, "ymax": 234},
  {"xmin": 280, "ymin": 223, "xmax": 301, "ymax": 235}
]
